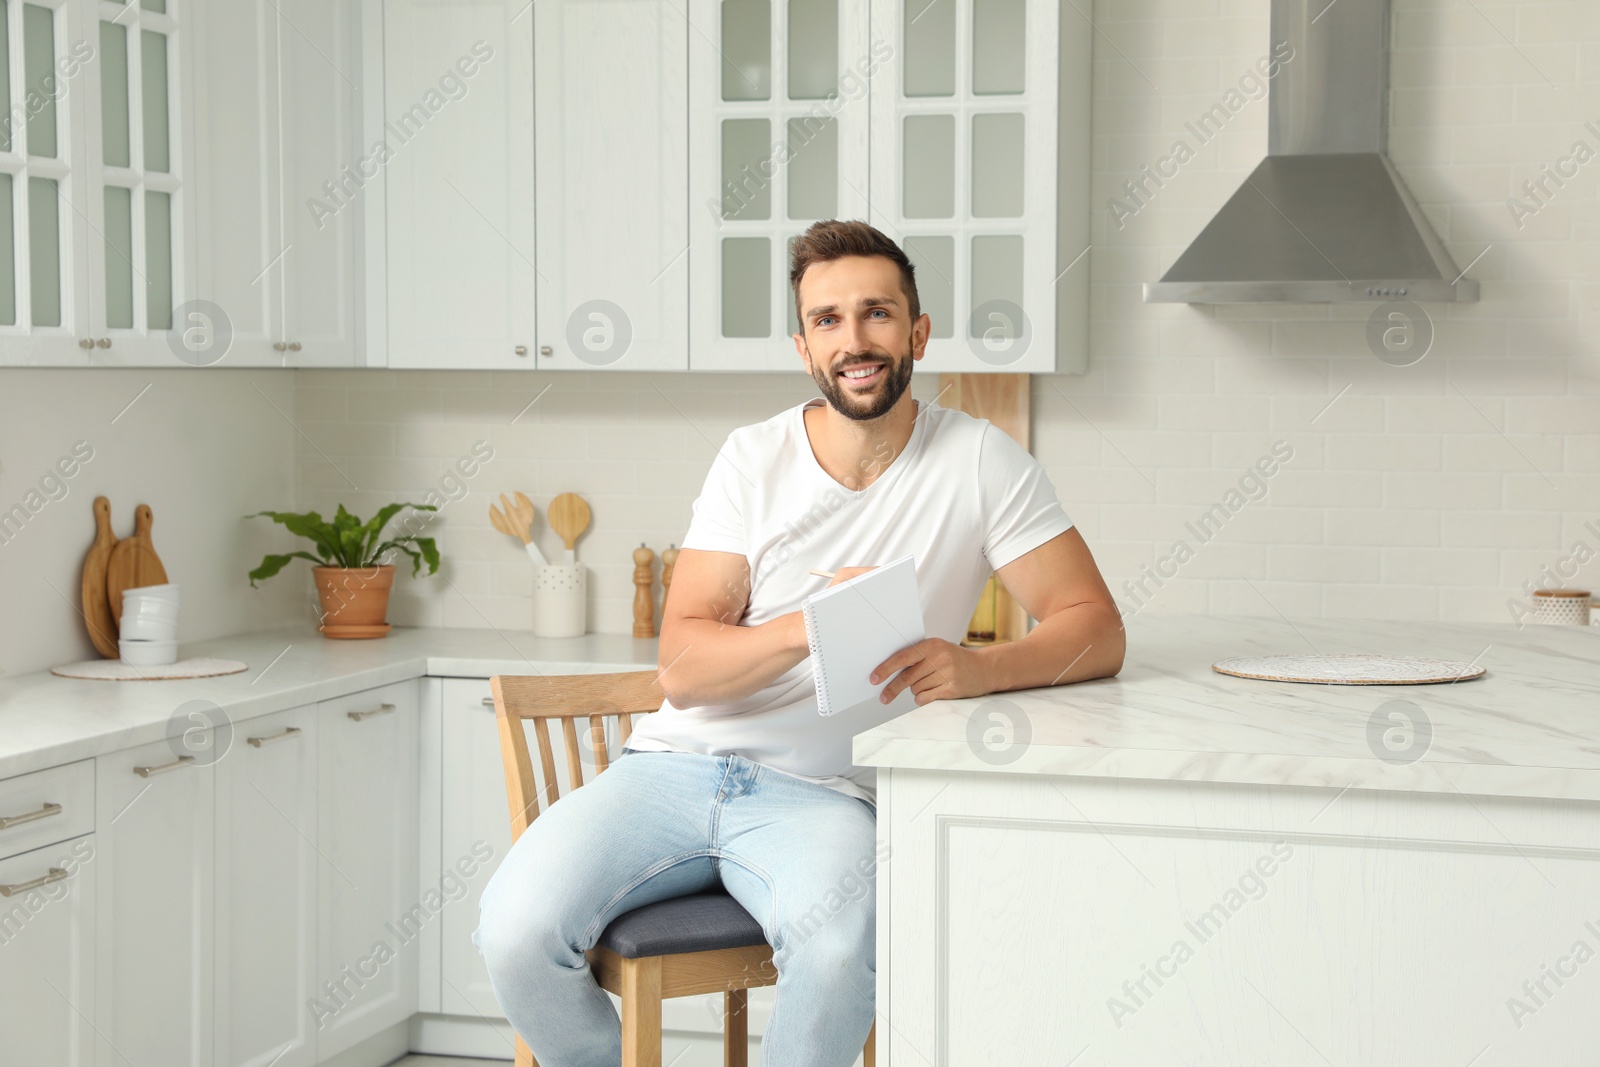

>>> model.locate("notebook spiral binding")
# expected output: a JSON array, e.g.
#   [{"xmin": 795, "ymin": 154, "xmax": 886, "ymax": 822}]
[{"xmin": 802, "ymin": 602, "xmax": 837, "ymax": 715}]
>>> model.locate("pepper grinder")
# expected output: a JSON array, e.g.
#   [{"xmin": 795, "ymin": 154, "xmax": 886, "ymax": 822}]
[
  {"xmin": 661, "ymin": 544, "xmax": 679, "ymax": 610},
  {"xmin": 632, "ymin": 544, "xmax": 656, "ymax": 638}
]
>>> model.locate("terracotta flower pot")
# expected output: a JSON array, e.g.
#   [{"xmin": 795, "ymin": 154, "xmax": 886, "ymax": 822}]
[{"xmin": 312, "ymin": 565, "xmax": 395, "ymax": 639}]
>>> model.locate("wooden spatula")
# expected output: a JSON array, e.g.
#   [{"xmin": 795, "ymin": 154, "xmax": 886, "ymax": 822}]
[
  {"xmin": 107, "ymin": 504, "xmax": 169, "ymax": 623},
  {"xmin": 80, "ymin": 496, "xmax": 120, "ymax": 658},
  {"xmin": 547, "ymin": 493, "xmax": 591, "ymax": 564}
]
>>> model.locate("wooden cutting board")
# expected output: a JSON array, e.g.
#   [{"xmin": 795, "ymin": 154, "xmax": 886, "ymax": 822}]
[
  {"xmin": 80, "ymin": 496, "xmax": 120, "ymax": 658},
  {"xmin": 107, "ymin": 503, "xmax": 169, "ymax": 623}
]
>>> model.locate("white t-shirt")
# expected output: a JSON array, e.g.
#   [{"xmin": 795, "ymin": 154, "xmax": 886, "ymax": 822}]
[{"xmin": 623, "ymin": 398, "xmax": 1074, "ymax": 805}]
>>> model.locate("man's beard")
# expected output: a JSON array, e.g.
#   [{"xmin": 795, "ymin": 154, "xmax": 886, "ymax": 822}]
[{"xmin": 810, "ymin": 346, "xmax": 915, "ymax": 422}]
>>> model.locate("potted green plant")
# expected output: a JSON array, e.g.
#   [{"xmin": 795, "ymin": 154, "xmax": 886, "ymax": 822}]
[{"xmin": 248, "ymin": 503, "xmax": 440, "ymax": 638}]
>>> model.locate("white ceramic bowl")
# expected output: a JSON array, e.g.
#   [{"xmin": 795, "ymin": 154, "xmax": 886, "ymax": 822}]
[
  {"xmin": 120, "ymin": 638, "xmax": 177, "ymax": 666},
  {"xmin": 119, "ymin": 613, "xmax": 178, "ymax": 641},
  {"xmin": 122, "ymin": 594, "xmax": 180, "ymax": 621},
  {"xmin": 126, "ymin": 582, "xmax": 180, "ymax": 603}
]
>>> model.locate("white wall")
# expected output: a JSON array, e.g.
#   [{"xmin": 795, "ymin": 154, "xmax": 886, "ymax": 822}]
[
  {"xmin": 290, "ymin": 369, "xmax": 946, "ymax": 635},
  {"xmin": 1065, "ymin": 0, "xmax": 1599, "ymax": 623},
  {"xmin": 8, "ymin": 0, "xmax": 1597, "ymax": 674},
  {"xmin": 0, "ymin": 371, "xmax": 301, "ymax": 677},
  {"xmin": 296, "ymin": 0, "xmax": 1599, "ymax": 635}
]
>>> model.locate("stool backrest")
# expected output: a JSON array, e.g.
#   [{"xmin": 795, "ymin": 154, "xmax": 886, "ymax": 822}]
[{"xmin": 489, "ymin": 672, "xmax": 663, "ymax": 840}]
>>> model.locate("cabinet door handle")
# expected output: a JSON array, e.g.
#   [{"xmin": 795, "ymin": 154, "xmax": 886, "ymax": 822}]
[
  {"xmin": 0, "ymin": 867, "xmax": 68, "ymax": 897},
  {"xmin": 287, "ymin": 341, "xmax": 302, "ymax": 352},
  {"xmin": 348, "ymin": 703, "xmax": 396, "ymax": 722},
  {"xmin": 539, "ymin": 346, "xmax": 553, "ymax": 356},
  {"xmin": 514, "ymin": 345, "xmax": 528, "ymax": 356},
  {"xmin": 78, "ymin": 338, "xmax": 93, "ymax": 349},
  {"xmin": 95, "ymin": 337, "xmax": 112, "ymax": 348},
  {"xmin": 0, "ymin": 801, "xmax": 62, "ymax": 830},
  {"xmin": 248, "ymin": 726, "xmax": 303, "ymax": 748},
  {"xmin": 481, "ymin": 697, "xmax": 497, "ymax": 708},
  {"xmin": 135, "ymin": 755, "xmax": 196, "ymax": 777},
  {"xmin": 273, "ymin": 342, "xmax": 287, "ymax": 351}
]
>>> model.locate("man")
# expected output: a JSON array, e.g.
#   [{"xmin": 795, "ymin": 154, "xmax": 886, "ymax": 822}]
[{"xmin": 475, "ymin": 220, "xmax": 1124, "ymax": 1066}]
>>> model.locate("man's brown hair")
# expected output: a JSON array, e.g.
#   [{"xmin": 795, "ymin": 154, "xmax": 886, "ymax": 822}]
[{"xmin": 789, "ymin": 219, "xmax": 921, "ymax": 332}]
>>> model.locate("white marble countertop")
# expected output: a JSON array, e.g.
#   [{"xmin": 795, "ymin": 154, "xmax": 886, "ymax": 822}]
[
  {"xmin": 0, "ymin": 626, "xmax": 658, "ymax": 780},
  {"xmin": 854, "ymin": 615, "xmax": 1600, "ymax": 803},
  {"xmin": 8, "ymin": 616, "xmax": 1597, "ymax": 802}
]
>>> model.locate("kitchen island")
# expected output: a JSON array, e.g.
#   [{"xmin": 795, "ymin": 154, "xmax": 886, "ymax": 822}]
[{"xmin": 855, "ymin": 615, "xmax": 1600, "ymax": 1066}]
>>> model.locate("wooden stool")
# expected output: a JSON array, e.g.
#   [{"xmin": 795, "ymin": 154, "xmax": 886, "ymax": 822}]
[{"xmin": 490, "ymin": 671, "xmax": 877, "ymax": 1067}]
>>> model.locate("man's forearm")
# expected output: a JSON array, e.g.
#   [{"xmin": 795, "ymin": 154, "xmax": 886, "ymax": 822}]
[
  {"xmin": 657, "ymin": 612, "xmax": 811, "ymax": 708},
  {"xmin": 977, "ymin": 601, "xmax": 1125, "ymax": 692}
]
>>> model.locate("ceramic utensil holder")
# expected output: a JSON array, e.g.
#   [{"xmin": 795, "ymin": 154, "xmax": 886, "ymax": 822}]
[
  {"xmin": 533, "ymin": 563, "xmax": 586, "ymax": 637},
  {"xmin": 1532, "ymin": 589, "xmax": 1591, "ymax": 626}
]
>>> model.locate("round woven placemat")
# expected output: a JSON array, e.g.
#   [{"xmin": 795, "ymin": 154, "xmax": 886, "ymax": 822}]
[
  {"xmin": 51, "ymin": 657, "xmax": 249, "ymax": 681},
  {"xmin": 1212, "ymin": 653, "xmax": 1486, "ymax": 685}
]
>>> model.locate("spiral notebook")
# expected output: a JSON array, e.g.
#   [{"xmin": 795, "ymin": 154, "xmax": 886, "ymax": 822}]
[{"xmin": 802, "ymin": 555, "xmax": 926, "ymax": 716}]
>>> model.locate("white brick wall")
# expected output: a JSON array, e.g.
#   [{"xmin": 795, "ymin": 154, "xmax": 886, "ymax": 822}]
[
  {"xmin": 290, "ymin": 0, "xmax": 1600, "ymax": 634},
  {"xmin": 1063, "ymin": 0, "xmax": 1600, "ymax": 623}
]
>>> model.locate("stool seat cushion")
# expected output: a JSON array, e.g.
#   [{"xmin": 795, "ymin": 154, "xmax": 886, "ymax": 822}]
[{"xmin": 596, "ymin": 890, "xmax": 768, "ymax": 959}]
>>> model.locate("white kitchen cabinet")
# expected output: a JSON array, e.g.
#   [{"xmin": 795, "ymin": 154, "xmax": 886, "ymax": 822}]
[
  {"xmin": 533, "ymin": 0, "xmax": 687, "ymax": 371},
  {"xmin": 436, "ymin": 674, "xmax": 620, "ymax": 1022},
  {"xmin": 869, "ymin": 0, "xmax": 1069, "ymax": 373},
  {"xmin": 436, "ymin": 677, "xmax": 589, "ymax": 1016},
  {"xmin": 314, "ymin": 681, "xmax": 420, "ymax": 1060},
  {"xmin": 437, "ymin": 678, "xmax": 512, "ymax": 1016},
  {"xmin": 277, "ymin": 0, "xmax": 365, "ymax": 367},
  {"xmin": 0, "ymin": 836, "xmax": 96, "ymax": 1067},
  {"xmin": 81, "ymin": 0, "xmax": 193, "ymax": 366},
  {"xmin": 0, "ymin": 0, "xmax": 191, "ymax": 366},
  {"xmin": 195, "ymin": 0, "xmax": 363, "ymax": 368},
  {"xmin": 94, "ymin": 735, "xmax": 215, "ymax": 1067},
  {"xmin": 687, "ymin": 0, "xmax": 871, "ymax": 370},
  {"xmin": 0, "ymin": 0, "xmax": 89, "ymax": 365},
  {"xmin": 384, "ymin": 0, "xmax": 534, "ymax": 370},
  {"xmin": 215, "ymin": 705, "xmax": 319, "ymax": 1067}
]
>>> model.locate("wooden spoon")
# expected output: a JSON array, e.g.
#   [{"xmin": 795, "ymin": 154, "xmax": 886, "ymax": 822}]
[
  {"xmin": 80, "ymin": 496, "xmax": 120, "ymax": 658},
  {"xmin": 547, "ymin": 493, "xmax": 591, "ymax": 564}
]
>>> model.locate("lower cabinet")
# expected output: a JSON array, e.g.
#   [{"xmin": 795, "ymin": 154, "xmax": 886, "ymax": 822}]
[
  {"xmin": 0, "ymin": 836, "xmax": 97, "ymax": 1067},
  {"xmin": 438, "ymin": 678, "xmax": 512, "ymax": 1016},
  {"xmin": 314, "ymin": 681, "xmax": 420, "ymax": 1059},
  {"xmin": 96, "ymin": 737, "xmax": 216, "ymax": 1067},
  {"xmin": 436, "ymin": 672, "xmax": 611, "ymax": 1022},
  {"xmin": 216, "ymin": 705, "xmax": 320, "ymax": 1067}
]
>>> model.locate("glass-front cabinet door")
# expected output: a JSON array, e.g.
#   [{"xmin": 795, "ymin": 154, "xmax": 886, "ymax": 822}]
[
  {"xmin": 85, "ymin": 0, "xmax": 185, "ymax": 365},
  {"xmin": 871, "ymin": 0, "xmax": 1059, "ymax": 373},
  {"xmin": 689, "ymin": 0, "xmax": 871, "ymax": 370},
  {"xmin": 0, "ymin": 0, "xmax": 90, "ymax": 364},
  {"xmin": 0, "ymin": 0, "xmax": 188, "ymax": 366}
]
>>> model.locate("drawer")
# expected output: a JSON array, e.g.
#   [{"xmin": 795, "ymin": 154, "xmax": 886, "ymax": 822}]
[{"xmin": 0, "ymin": 760, "xmax": 94, "ymax": 862}]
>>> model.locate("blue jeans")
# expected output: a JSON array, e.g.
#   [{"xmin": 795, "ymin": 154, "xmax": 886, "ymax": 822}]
[{"xmin": 473, "ymin": 749, "xmax": 879, "ymax": 1066}]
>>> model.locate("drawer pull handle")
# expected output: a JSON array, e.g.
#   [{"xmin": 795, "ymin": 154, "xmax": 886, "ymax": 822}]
[
  {"xmin": 0, "ymin": 867, "xmax": 68, "ymax": 897},
  {"xmin": 248, "ymin": 726, "xmax": 303, "ymax": 748},
  {"xmin": 134, "ymin": 755, "xmax": 195, "ymax": 778},
  {"xmin": 0, "ymin": 802, "xmax": 62, "ymax": 830},
  {"xmin": 482, "ymin": 697, "xmax": 497, "ymax": 708},
  {"xmin": 348, "ymin": 703, "xmax": 396, "ymax": 722}
]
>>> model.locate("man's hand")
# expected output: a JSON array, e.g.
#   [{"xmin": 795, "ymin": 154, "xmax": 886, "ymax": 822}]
[
  {"xmin": 871, "ymin": 638, "xmax": 993, "ymax": 705},
  {"xmin": 825, "ymin": 566, "xmax": 877, "ymax": 587}
]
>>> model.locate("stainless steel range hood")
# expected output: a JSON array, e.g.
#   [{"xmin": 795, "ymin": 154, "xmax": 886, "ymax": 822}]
[{"xmin": 1143, "ymin": 0, "xmax": 1478, "ymax": 304}]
